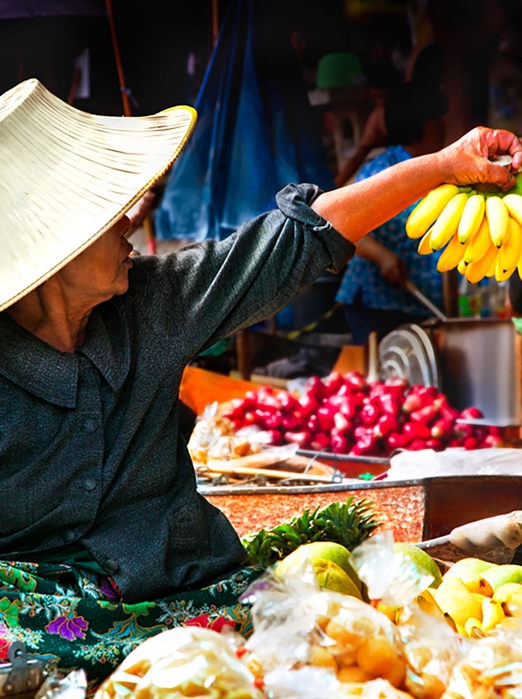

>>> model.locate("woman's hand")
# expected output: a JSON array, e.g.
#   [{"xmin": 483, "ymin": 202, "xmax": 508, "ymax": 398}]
[
  {"xmin": 378, "ymin": 250, "xmax": 408, "ymax": 286},
  {"xmin": 437, "ymin": 126, "xmax": 522, "ymax": 190},
  {"xmin": 355, "ymin": 236, "xmax": 407, "ymax": 286},
  {"xmin": 312, "ymin": 125, "xmax": 522, "ymax": 245}
]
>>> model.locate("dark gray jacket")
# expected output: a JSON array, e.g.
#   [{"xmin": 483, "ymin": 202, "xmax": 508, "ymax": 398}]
[{"xmin": 0, "ymin": 183, "xmax": 354, "ymax": 602}]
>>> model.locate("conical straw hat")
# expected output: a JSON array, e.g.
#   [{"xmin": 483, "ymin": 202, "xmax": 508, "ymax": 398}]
[{"xmin": 0, "ymin": 78, "xmax": 197, "ymax": 311}]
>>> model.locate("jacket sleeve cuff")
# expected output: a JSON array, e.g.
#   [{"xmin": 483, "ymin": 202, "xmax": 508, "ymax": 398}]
[{"xmin": 275, "ymin": 183, "xmax": 355, "ymax": 274}]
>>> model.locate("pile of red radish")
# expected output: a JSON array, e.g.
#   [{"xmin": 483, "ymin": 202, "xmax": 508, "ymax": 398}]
[{"xmin": 221, "ymin": 371, "xmax": 504, "ymax": 458}]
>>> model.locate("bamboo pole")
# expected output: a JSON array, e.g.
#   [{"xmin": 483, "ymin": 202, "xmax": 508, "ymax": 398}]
[{"xmin": 104, "ymin": 0, "xmax": 132, "ymax": 117}]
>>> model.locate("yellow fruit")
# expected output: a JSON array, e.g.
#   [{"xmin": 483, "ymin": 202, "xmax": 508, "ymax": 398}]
[
  {"xmin": 406, "ymin": 184, "xmax": 460, "ymax": 239},
  {"xmin": 457, "ymin": 258, "xmax": 468, "ymax": 275},
  {"xmin": 436, "ymin": 233, "xmax": 466, "ymax": 273},
  {"xmin": 481, "ymin": 563, "xmax": 522, "ymax": 591},
  {"xmin": 335, "ymin": 648, "xmax": 359, "ymax": 668},
  {"xmin": 471, "ymin": 592, "xmax": 488, "ymax": 604},
  {"xmin": 418, "ymin": 228, "xmax": 435, "ymax": 255},
  {"xmin": 313, "ymin": 559, "xmax": 363, "ymax": 596},
  {"xmin": 377, "ymin": 601, "xmax": 401, "ymax": 623},
  {"xmin": 481, "ymin": 597, "xmax": 505, "ymax": 632},
  {"xmin": 309, "ymin": 644, "xmax": 338, "ymax": 670},
  {"xmin": 337, "ymin": 665, "xmax": 372, "ymax": 683},
  {"xmin": 486, "ymin": 250, "xmax": 500, "ymax": 277},
  {"xmin": 465, "ymin": 242, "xmax": 497, "ymax": 284},
  {"xmin": 464, "ymin": 616, "xmax": 484, "ymax": 638},
  {"xmin": 503, "ymin": 596, "xmax": 522, "ymax": 618},
  {"xmin": 392, "ymin": 543, "xmax": 443, "ymax": 588},
  {"xmin": 443, "ymin": 557, "xmax": 495, "ymax": 583},
  {"xmin": 355, "ymin": 636, "xmax": 406, "ymax": 688},
  {"xmin": 498, "ymin": 216, "xmax": 522, "ymax": 271},
  {"xmin": 458, "ymin": 193, "xmax": 485, "ymax": 244},
  {"xmin": 492, "ymin": 582, "xmax": 522, "ymax": 604},
  {"xmin": 500, "ymin": 268, "xmax": 518, "ymax": 282},
  {"xmin": 492, "ymin": 582, "xmax": 522, "ymax": 617},
  {"xmin": 442, "ymin": 558, "xmax": 497, "ymax": 608},
  {"xmin": 432, "ymin": 577, "xmax": 483, "ymax": 628},
  {"xmin": 429, "ymin": 192, "xmax": 469, "ymax": 251},
  {"xmin": 324, "ymin": 618, "xmax": 363, "ymax": 649},
  {"xmin": 405, "ymin": 670, "xmax": 447, "ymax": 699},
  {"xmin": 503, "ymin": 192, "xmax": 522, "ymax": 227},
  {"xmin": 465, "ymin": 576, "xmax": 494, "ymax": 597},
  {"xmin": 463, "ymin": 216, "xmax": 492, "ymax": 264},
  {"xmin": 411, "ymin": 589, "xmax": 449, "ymax": 625},
  {"xmin": 486, "ymin": 195, "xmax": 509, "ymax": 247},
  {"xmin": 494, "ymin": 257, "xmax": 515, "ymax": 282}
]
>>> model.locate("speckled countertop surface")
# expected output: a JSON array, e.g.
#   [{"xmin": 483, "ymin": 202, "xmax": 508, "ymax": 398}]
[
  {"xmin": 201, "ymin": 474, "xmax": 522, "ymax": 543},
  {"xmin": 202, "ymin": 481, "xmax": 426, "ymax": 541}
]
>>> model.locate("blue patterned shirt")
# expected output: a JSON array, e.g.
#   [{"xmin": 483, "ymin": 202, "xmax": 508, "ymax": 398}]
[{"xmin": 336, "ymin": 145, "xmax": 442, "ymax": 315}]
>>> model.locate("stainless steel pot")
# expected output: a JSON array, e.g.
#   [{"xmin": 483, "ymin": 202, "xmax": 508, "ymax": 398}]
[
  {"xmin": 425, "ymin": 317, "xmax": 519, "ymax": 425},
  {"xmin": 379, "ymin": 318, "xmax": 520, "ymax": 426}
]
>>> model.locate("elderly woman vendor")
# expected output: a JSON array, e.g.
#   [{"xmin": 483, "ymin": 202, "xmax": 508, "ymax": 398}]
[{"xmin": 0, "ymin": 79, "xmax": 520, "ymax": 681}]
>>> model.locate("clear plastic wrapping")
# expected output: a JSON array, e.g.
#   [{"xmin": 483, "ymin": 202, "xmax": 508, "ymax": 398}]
[
  {"xmin": 442, "ymin": 621, "xmax": 522, "ymax": 699},
  {"xmin": 94, "ymin": 627, "xmax": 263, "ymax": 699},
  {"xmin": 243, "ymin": 557, "xmax": 415, "ymax": 699},
  {"xmin": 242, "ymin": 534, "xmax": 470, "ymax": 699},
  {"xmin": 94, "ymin": 535, "xmax": 522, "ymax": 699}
]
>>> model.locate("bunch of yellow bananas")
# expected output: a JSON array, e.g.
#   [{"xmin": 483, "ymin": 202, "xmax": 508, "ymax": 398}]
[{"xmin": 406, "ymin": 180, "xmax": 522, "ymax": 284}]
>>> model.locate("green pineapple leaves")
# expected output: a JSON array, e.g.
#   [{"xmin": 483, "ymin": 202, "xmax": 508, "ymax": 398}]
[{"xmin": 241, "ymin": 497, "xmax": 381, "ymax": 568}]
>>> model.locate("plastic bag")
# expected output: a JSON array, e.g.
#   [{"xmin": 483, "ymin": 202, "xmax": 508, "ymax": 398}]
[
  {"xmin": 35, "ymin": 670, "xmax": 87, "ymax": 699},
  {"xmin": 242, "ymin": 533, "xmax": 471, "ymax": 699},
  {"xmin": 443, "ymin": 619, "xmax": 522, "ymax": 699},
  {"xmin": 351, "ymin": 531, "xmax": 435, "ymax": 607},
  {"xmin": 94, "ymin": 627, "xmax": 263, "ymax": 699},
  {"xmin": 242, "ymin": 562, "xmax": 410, "ymax": 699},
  {"xmin": 350, "ymin": 532, "xmax": 466, "ymax": 699},
  {"xmin": 386, "ymin": 448, "xmax": 522, "ymax": 481}
]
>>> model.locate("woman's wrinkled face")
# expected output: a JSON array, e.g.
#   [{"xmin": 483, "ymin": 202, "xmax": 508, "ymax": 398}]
[{"xmin": 58, "ymin": 215, "xmax": 134, "ymax": 304}]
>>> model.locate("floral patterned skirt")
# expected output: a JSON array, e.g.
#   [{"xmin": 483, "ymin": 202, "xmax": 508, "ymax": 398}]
[{"xmin": 0, "ymin": 559, "xmax": 262, "ymax": 687}]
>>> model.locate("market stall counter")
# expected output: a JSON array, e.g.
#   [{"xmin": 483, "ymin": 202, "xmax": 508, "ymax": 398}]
[{"xmin": 200, "ymin": 473, "xmax": 522, "ymax": 548}]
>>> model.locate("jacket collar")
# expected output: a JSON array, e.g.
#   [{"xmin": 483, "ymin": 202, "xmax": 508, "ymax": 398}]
[{"xmin": 0, "ymin": 302, "xmax": 130, "ymax": 408}]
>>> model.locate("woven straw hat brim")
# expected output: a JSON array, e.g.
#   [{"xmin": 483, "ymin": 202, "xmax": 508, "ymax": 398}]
[{"xmin": 0, "ymin": 78, "xmax": 197, "ymax": 311}]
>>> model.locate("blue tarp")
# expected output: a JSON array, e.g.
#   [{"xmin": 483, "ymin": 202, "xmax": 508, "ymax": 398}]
[{"xmin": 155, "ymin": 0, "xmax": 334, "ymax": 242}]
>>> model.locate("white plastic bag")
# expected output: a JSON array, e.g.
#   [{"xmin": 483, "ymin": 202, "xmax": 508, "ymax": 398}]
[{"xmin": 386, "ymin": 447, "xmax": 522, "ymax": 481}]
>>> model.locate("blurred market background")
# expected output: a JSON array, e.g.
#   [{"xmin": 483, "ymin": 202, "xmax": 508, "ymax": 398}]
[{"xmin": 2, "ymin": 0, "xmax": 522, "ymax": 385}]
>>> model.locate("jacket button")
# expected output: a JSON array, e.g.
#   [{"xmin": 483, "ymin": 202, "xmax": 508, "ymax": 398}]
[
  {"xmin": 83, "ymin": 419, "xmax": 97, "ymax": 432},
  {"xmin": 83, "ymin": 478, "xmax": 97, "ymax": 491},
  {"xmin": 64, "ymin": 530, "xmax": 76, "ymax": 543}
]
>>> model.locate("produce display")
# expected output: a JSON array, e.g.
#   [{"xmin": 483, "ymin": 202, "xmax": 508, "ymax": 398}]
[
  {"xmin": 95, "ymin": 534, "xmax": 522, "ymax": 699},
  {"xmin": 430, "ymin": 557, "xmax": 522, "ymax": 637},
  {"xmin": 405, "ymin": 176, "xmax": 522, "ymax": 283},
  {"xmin": 241, "ymin": 498, "xmax": 380, "ymax": 568},
  {"xmin": 219, "ymin": 371, "xmax": 503, "ymax": 458},
  {"xmin": 94, "ymin": 626, "xmax": 264, "ymax": 699},
  {"xmin": 242, "ymin": 537, "xmax": 522, "ymax": 699},
  {"xmin": 272, "ymin": 541, "xmax": 367, "ymax": 598}
]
